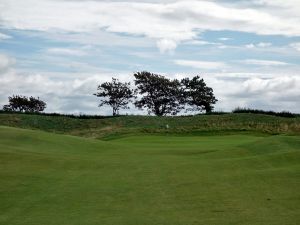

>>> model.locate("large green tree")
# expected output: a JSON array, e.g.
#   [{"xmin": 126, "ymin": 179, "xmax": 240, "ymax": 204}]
[
  {"xmin": 94, "ymin": 78, "xmax": 135, "ymax": 116},
  {"xmin": 134, "ymin": 71, "xmax": 182, "ymax": 116},
  {"xmin": 180, "ymin": 76, "xmax": 217, "ymax": 113}
]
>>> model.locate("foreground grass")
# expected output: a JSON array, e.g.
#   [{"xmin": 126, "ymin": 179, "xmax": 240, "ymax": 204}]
[{"xmin": 0, "ymin": 126, "xmax": 299, "ymax": 225}]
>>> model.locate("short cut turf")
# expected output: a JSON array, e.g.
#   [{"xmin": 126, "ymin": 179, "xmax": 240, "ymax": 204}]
[{"xmin": 0, "ymin": 126, "xmax": 299, "ymax": 225}]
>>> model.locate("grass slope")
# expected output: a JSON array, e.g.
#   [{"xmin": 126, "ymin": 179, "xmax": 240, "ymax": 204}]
[
  {"xmin": 0, "ymin": 113, "xmax": 300, "ymax": 139},
  {"xmin": 0, "ymin": 126, "xmax": 299, "ymax": 225}
]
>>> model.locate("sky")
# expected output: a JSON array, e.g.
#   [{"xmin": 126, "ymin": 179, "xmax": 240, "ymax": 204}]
[{"xmin": 0, "ymin": 0, "xmax": 300, "ymax": 115}]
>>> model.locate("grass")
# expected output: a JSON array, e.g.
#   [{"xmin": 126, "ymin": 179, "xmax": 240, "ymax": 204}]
[
  {"xmin": 232, "ymin": 107, "xmax": 299, "ymax": 118},
  {"xmin": 0, "ymin": 125, "xmax": 299, "ymax": 225},
  {"xmin": 0, "ymin": 113, "xmax": 300, "ymax": 139}
]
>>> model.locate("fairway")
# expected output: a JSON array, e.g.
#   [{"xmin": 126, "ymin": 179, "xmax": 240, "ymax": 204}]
[{"xmin": 0, "ymin": 126, "xmax": 299, "ymax": 225}]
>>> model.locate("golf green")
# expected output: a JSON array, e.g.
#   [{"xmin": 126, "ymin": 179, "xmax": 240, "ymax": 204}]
[{"xmin": 0, "ymin": 126, "xmax": 299, "ymax": 225}]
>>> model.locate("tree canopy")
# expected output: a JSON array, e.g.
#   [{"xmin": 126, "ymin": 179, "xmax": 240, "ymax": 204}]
[
  {"xmin": 94, "ymin": 78, "xmax": 135, "ymax": 116},
  {"xmin": 181, "ymin": 76, "xmax": 217, "ymax": 113},
  {"xmin": 3, "ymin": 95, "xmax": 46, "ymax": 113},
  {"xmin": 134, "ymin": 71, "xmax": 182, "ymax": 116}
]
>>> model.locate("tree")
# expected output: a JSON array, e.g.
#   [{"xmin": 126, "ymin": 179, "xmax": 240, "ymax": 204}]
[
  {"xmin": 94, "ymin": 78, "xmax": 135, "ymax": 116},
  {"xmin": 180, "ymin": 76, "xmax": 217, "ymax": 113},
  {"xmin": 27, "ymin": 96, "xmax": 47, "ymax": 112},
  {"xmin": 134, "ymin": 71, "xmax": 182, "ymax": 116},
  {"xmin": 2, "ymin": 95, "xmax": 46, "ymax": 112}
]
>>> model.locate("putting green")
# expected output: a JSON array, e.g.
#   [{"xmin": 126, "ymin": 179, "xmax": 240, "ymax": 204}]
[{"xmin": 0, "ymin": 126, "xmax": 299, "ymax": 225}]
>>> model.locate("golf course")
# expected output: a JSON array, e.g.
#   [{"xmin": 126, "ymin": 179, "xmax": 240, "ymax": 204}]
[{"xmin": 0, "ymin": 113, "xmax": 299, "ymax": 225}]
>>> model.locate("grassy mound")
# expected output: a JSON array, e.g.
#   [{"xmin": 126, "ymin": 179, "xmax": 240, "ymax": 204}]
[
  {"xmin": 0, "ymin": 113, "xmax": 299, "ymax": 139},
  {"xmin": 0, "ymin": 126, "xmax": 299, "ymax": 225}
]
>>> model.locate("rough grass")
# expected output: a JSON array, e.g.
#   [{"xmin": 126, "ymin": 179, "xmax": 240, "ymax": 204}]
[
  {"xmin": 0, "ymin": 126, "xmax": 299, "ymax": 225},
  {"xmin": 0, "ymin": 113, "xmax": 300, "ymax": 139}
]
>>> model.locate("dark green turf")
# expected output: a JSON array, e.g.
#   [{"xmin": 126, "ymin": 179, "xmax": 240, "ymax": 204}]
[{"xmin": 0, "ymin": 126, "xmax": 299, "ymax": 225}]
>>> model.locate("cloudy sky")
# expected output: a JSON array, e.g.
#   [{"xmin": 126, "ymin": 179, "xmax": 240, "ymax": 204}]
[{"xmin": 0, "ymin": 0, "xmax": 300, "ymax": 115}]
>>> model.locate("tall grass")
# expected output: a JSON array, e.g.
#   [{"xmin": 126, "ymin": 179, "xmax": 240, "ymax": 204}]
[
  {"xmin": 0, "ymin": 110, "xmax": 112, "ymax": 119},
  {"xmin": 232, "ymin": 107, "xmax": 298, "ymax": 118},
  {"xmin": 1, "ymin": 111, "xmax": 300, "ymax": 139}
]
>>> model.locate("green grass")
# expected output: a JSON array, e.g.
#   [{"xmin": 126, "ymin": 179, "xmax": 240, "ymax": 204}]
[
  {"xmin": 0, "ymin": 126, "xmax": 299, "ymax": 225},
  {"xmin": 0, "ymin": 113, "xmax": 300, "ymax": 139}
]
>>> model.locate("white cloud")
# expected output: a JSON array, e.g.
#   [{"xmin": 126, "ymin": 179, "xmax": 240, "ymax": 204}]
[
  {"xmin": 245, "ymin": 42, "xmax": 272, "ymax": 49},
  {"xmin": 156, "ymin": 39, "xmax": 178, "ymax": 53},
  {"xmin": 218, "ymin": 37, "xmax": 232, "ymax": 41},
  {"xmin": 174, "ymin": 60, "xmax": 227, "ymax": 70},
  {"xmin": 242, "ymin": 76, "xmax": 298, "ymax": 94},
  {"xmin": 241, "ymin": 59, "xmax": 289, "ymax": 66},
  {"xmin": 184, "ymin": 40, "xmax": 221, "ymax": 46},
  {"xmin": 257, "ymin": 42, "xmax": 272, "ymax": 47},
  {"xmin": 245, "ymin": 43, "xmax": 256, "ymax": 49},
  {"xmin": 202, "ymin": 73, "xmax": 300, "ymax": 112},
  {"xmin": 290, "ymin": 42, "xmax": 300, "ymax": 52},
  {"xmin": 0, "ymin": 0, "xmax": 300, "ymax": 52},
  {"xmin": 0, "ymin": 32, "xmax": 12, "ymax": 40},
  {"xmin": 46, "ymin": 48, "xmax": 87, "ymax": 56},
  {"xmin": 0, "ymin": 54, "xmax": 15, "ymax": 72},
  {"xmin": 41, "ymin": 30, "xmax": 153, "ymax": 48}
]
